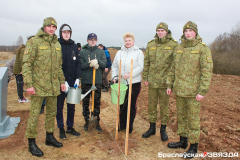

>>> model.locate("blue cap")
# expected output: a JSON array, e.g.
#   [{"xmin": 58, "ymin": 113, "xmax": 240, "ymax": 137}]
[{"xmin": 87, "ymin": 33, "xmax": 97, "ymax": 40}]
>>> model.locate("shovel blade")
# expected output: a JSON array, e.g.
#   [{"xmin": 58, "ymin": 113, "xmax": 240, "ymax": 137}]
[{"xmin": 88, "ymin": 114, "xmax": 97, "ymax": 132}]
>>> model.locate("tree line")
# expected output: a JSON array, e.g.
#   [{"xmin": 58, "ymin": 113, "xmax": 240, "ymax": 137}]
[
  {"xmin": 0, "ymin": 36, "xmax": 24, "ymax": 53},
  {"xmin": 210, "ymin": 22, "xmax": 240, "ymax": 76}
]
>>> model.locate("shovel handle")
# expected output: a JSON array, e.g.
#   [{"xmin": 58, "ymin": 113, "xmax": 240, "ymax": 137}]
[{"xmin": 92, "ymin": 68, "xmax": 96, "ymax": 112}]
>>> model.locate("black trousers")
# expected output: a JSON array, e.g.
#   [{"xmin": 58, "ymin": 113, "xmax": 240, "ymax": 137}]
[
  {"xmin": 56, "ymin": 80, "xmax": 75, "ymax": 128},
  {"xmin": 82, "ymin": 84, "xmax": 101, "ymax": 121},
  {"xmin": 15, "ymin": 74, "xmax": 24, "ymax": 99},
  {"xmin": 119, "ymin": 82, "xmax": 141, "ymax": 130}
]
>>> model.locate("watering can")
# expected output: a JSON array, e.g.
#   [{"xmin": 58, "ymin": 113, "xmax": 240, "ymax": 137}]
[{"xmin": 66, "ymin": 85, "xmax": 97, "ymax": 104}]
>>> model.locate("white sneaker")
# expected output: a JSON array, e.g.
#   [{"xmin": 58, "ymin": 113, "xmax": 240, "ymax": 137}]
[{"xmin": 18, "ymin": 97, "xmax": 29, "ymax": 103}]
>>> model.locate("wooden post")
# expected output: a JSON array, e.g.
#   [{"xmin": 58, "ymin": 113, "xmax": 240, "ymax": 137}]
[
  {"xmin": 115, "ymin": 60, "xmax": 122, "ymax": 140},
  {"xmin": 125, "ymin": 59, "xmax": 133, "ymax": 156}
]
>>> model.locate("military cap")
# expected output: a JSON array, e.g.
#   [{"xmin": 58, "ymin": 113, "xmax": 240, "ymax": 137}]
[
  {"xmin": 42, "ymin": 17, "xmax": 57, "ymax": 29},
  {"xmin": 156, "ymin": 22, "xmax": 169, "ymax": 32},
  {"xmin": 183, "ymin": 21, "xmax": 198, "ymax": 34}
]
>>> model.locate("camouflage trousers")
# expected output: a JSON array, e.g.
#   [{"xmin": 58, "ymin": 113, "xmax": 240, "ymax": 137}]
[
  {"xmin": 176, "ymin": 96, "xmax": 200, "ymax": 144},
  {"xmin": 25, "ymin": 96, "xmax": 57, "ymax": 138},
  {"xmin": 148, "ymin": 88, "xmax": 169, "ymax": 125}
]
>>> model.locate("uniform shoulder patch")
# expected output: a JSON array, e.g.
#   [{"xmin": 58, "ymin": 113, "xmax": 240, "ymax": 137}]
[
  {"xmin": 25, "ymin": 48, "xmax": 29, "ymax": 54},
  {"xmin": 207, "ymin": 56, "xmax": 212, "ymax": 63},
  {"xmin": 56, "ymin": 48, "xmax": 61, "ymax": 51}
]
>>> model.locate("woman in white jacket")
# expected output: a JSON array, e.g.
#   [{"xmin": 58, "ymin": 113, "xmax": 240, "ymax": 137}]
[{"xmin": 112, "ymin": 32, "xmax": 144, "ymax": 133}]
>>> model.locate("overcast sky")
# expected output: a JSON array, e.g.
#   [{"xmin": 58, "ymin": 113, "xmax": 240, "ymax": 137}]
[{"xmin": 0, "ymin": 0, "xmax": 239, "ymax": 48}]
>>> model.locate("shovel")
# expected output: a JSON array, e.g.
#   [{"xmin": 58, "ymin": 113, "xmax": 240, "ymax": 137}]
[{"xmin": 88, "ymin": 67, "xmax": 98, "ymax": 131}]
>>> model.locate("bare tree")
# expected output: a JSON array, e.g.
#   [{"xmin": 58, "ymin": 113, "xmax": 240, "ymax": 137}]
[{"xmin": 16, "ymin": 36, "xmax": 24, "ymax": 46}]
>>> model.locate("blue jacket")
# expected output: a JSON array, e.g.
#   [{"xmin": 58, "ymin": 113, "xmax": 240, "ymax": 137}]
[{"xmin": 103, "ymin": 46, "xmax": 112, "ymax": 68}]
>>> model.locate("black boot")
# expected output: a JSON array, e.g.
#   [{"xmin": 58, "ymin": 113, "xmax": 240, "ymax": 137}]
[
  {"xmin": 66, "ymin": 127, "xmax": 81, "ymax": 136},
  {"xmin": 142, "ymin": 123, "xmax": 156, "ymax": 138},
  {"xmin": 101, "ymin": 84, "xmax": 104, "ymax": 89},
  {"xmin": 45, "ymin": 132, "xmax": 63, "ymax": 148},
  {"xmin": 168, "ymin": 136, "xmax": 188, "ymax": 149},
  {"xmin": 160, "ymin": 125, "xmax": 168, "ymax": 141},
  {"xmin": 28, "ymin": 138, "xmax": 43, "ymax": 157},
  {"xmin": 102, "ymin": 87, "xmax": 108, "ymax": 92},
  {"xmin": 40, "ymin": 105, "xmax": 44, "ymax": 114},
  {"xmin": 183, "ymin": 143, "xmax": 198, "ymax": 159},
  {"xmin": 59, "ymin": 128, "xmax": 66, "ymax": 139},
  {"xmin": 96, "ymin": 121, "xmax": 103, "ymax": 132},
  {"xmin": 83, "ymin": 119, "xmax": 89, "ymax": 131}
]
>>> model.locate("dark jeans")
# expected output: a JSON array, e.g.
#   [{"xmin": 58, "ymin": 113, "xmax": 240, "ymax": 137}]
[
  {"xmin": 82, "ymin": 84, "xmax": 101, "ymax": 121},
  {"xmin": 56, "ymin": 80, "xmax": 75, "ymax": 128},
  {"xmin": 102, "ymin": 67, "xmax": 111, "ymax": 87},
  {"xmin": 119, "ymin": 82, "xmax": 141, "ymax": 130},
  {"xmin": 15, "ymin": 74, "xmax": 24, "ymax": 99}
]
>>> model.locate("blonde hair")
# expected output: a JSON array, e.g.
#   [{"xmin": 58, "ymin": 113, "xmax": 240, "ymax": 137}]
[{"xmin": 123, "ymin": 32, "xmax": 135, "ymax": 41}]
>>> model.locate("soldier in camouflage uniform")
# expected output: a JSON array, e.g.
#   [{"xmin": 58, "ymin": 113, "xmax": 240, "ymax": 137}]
[
  {"xmin": 142, "ymin": 22, "xmax": 178, "ymax": 141},
  {"xmin": 22, "ymin": 17, "xmax": 66, "ymax": 157},
  {"xmin": 166, "ymin": 21, "xmax": 213, "ymax": 159}
]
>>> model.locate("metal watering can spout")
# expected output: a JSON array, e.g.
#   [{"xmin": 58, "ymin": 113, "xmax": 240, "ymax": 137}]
[
  {"xmin": 80, "ymin": 85, "xmax": 97, "ymax": 101},
  {"xmin": 66, "ymin": 85, "xmax": 98, "ymax": 104}
]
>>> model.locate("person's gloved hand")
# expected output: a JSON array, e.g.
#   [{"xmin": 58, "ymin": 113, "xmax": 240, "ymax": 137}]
[
  {"xmin": 74, "ymin": 79, "xmax": 80, "ymax": 88},
  {"xmin": 65, "ymin": 81, "xmax": 69, "ymax": 93},
  {"xmin": 94, "ymin": 63, "xmax": 99, "ymax": 69},
  {"xmin": 89, "ymin": 59, "xmax": 98, "ymax": 68}
]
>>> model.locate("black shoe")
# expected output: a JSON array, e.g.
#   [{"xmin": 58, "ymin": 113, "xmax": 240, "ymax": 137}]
[
  {"xmin": 183, "ymin": 143, "xmax": 198, "ymax": 159},
  {"xmin": 40, "ymin": 105, "xmax": 44, "ymax": 114},
  {"xmin": 45, "ymin": 132, "xmax": 63, "ymax": 148},
  {"xmin": 66, "ymin": 127, "xmax": 81, "ymax": 136},
  {"xmin": 118, "ymin": 126, "xmax": 125, "ymax": 132},
  {"xmin": 28, "ymin": 138, "xmax": 44, "ymax": 157},
  {"xmin": 102, "ymin": 87, "xmax": 108, "ymax": 92},
  {"xmin": 96, "ymin": 121, "xmax": 103, "ymax": 132},
  {"xmin": 142, "ymin": 123, "xmax": 156, "ymax": 138},
  {"xmin": 129, "ymin": 127, "xmax": 133, "ymax": 134},
  {"xmin": 101, "ymin": 85, "xmax": 104, "ymax": 89},
  {"xmin": 83, "ymin": 120, "xmax": 89, "ymax": 131},
  {"xmin": 160, "ymin": 125, "xmax": 168, "ymax": 141},
  {"xmin": 59, "ymin": 128, "xmax": 66, "ymax": 139},
  {"xmin": 168, "ymin": 136, "xmax": 188, "ymax": 149}
]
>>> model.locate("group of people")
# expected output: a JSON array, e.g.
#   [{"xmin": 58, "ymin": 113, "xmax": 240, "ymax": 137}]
[
  {"xmin": 110, "ymin": 21, "xmax": 212, "ymax": 159},
  {"xmin": 142, "ymin": 21, "xmax": 213, "ymax": 159},
  {"xmin": 13, "ymin": 16, "xmax": 212, "ymax": 159}
]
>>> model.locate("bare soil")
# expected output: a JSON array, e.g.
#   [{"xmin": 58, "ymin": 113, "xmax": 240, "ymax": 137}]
[{"xmin": 0, "ymin": 49, "xmax": 239, "ymax": 160}]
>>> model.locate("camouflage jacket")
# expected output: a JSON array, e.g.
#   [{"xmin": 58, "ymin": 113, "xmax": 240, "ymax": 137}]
[
  {"xmin": 13, "ymin": 44, "xmax": 25, "ymax": 74},
  {"xmin": 166, "ymin": 35, "xmax": 213, "ymax": 97},
  {"xmin": 142, "ymin": 31, "xmax": 178, "ymax": 88},
  {"xmin": 22, "ymin": 28, "xmax": 65, "ymax": 96}
]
